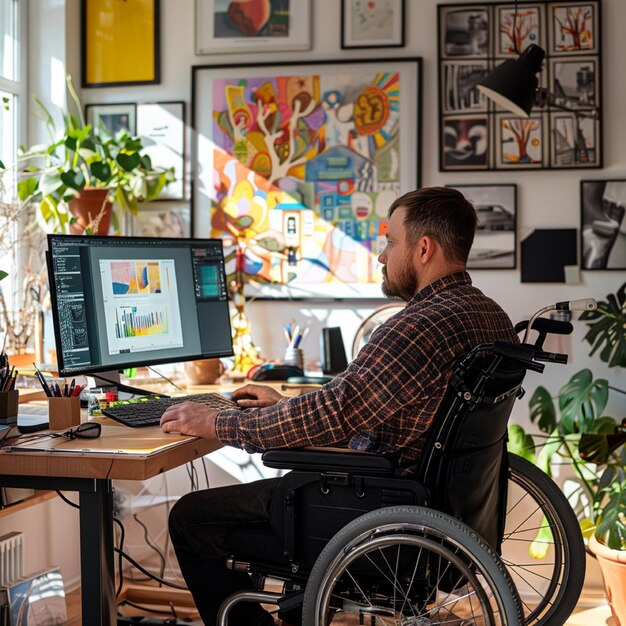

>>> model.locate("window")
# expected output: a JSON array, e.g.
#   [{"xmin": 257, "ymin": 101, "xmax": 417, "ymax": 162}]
[{"xmin": 0, "ymin": 0, "xmax": 22, "ymax": 170}]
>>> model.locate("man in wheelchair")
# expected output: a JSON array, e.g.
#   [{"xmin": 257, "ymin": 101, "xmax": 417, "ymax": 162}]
[{"xmin": 160, "ymin": 187, "xmax": 521, "ymax": 625}]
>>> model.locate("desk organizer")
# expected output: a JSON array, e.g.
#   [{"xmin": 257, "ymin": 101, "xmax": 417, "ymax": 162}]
[
  {"xmin": 0, "ymin": 390, "xmax": 19, "ymax": 424},
  {"xmin": 48, "ymin": 396, "xmax": 81, "ymax": 430}
]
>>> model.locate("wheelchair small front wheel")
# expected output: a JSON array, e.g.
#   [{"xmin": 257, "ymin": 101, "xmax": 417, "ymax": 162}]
[{"xmin": 302, "ymin": 505, "xmax": 523, "ymax": 626}]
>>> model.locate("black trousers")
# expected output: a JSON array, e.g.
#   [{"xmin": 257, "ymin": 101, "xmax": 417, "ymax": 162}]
[{"xmin": 169, "ymin": 477, "xmax": 282, "ymax": 626}]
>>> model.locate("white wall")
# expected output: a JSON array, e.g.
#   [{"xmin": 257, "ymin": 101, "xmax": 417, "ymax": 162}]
[{"xmin": 73, "ymin": 0, "xmax": 624, "ymax": 405}]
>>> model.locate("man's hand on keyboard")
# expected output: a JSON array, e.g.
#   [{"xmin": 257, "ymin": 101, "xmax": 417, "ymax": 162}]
[
  {"xmin": 160, "ymin": 402, "xmax": 220, "ymax": 440},
  {"xmin": 231, "ymin": 384, "xmax": 284, "ymax": 408}
]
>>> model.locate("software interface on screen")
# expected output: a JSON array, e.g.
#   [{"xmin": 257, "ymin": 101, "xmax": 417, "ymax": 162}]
[{"xmin": 47, "ymin": 236, "xmax": 234, "ymax": 376}]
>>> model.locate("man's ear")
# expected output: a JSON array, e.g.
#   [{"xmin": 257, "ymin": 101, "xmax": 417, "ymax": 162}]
[{"xmin": 415, "ymin": 235, "xmax": 437, "ymax": 265}]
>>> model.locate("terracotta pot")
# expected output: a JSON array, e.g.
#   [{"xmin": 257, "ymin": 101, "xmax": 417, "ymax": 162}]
[
  {"xmin": 68, "ymin": 188, "xmax": 112, "ymax": 235},
  {"xmin": 590, "ymin": 534, "xmax": 626, "ymax": 625},
  {"xmin": 184, "ymin": 359, "xmax": 225, "ymax": 385}
]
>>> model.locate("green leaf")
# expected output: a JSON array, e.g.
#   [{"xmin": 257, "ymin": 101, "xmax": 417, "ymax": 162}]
[
  {"xmin": 529, "ymin": 386, "xmax": 556, "ymax": 433},
  {"xmin": 558, "ymin": 370, "xmax": 608, "ymax": 433},
  {"xmin": 507, "ymin": 424, "xmax": 536, "ymax": 463},
  {"xmin": 17, "ymin": 177, "xmax": 39, "ymax": 201},
  {"xmin": 90, "ymin": 162, "xmax": 112, "ymax": 182},
  {"xmin": 0, "ymin": 159, "xmax": 5, "ymax": 169},
  {"xmin": 60, "ymin": 169, "xmax": 86, "ymax": 190},
  {"xmin": 581, "ymin": 283, "xmax": 626, "ymax": 368},
  {"xmin": 116, "ymin": 152, "xmax": 140, "ymax": 172},
  {"xmin": 0, "ymin": 271, "xmax": 8, "ymax": 281}
]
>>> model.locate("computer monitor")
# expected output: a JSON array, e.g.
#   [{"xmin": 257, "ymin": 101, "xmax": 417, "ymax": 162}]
[{"xmin": 47, "ymin": 235, "xmax": 234, "ymax": 378}]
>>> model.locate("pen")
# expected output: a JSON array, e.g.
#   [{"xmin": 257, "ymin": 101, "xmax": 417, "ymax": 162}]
[
  {"xmin": 33, "ymin": 363, "xmax": 53, "ymax": 398},
  {"xmin": 68, "ymin": 378, "xmax": 76, "ymax": 397},
  {"xmin": 63, "ymin": 383, "xmax": 68, "ymax": 397}
]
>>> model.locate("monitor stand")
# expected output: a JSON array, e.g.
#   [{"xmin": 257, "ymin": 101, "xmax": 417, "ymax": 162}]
[{"xmin": 88, "ymin": 370, "xmax": 169, "ymax": 398}]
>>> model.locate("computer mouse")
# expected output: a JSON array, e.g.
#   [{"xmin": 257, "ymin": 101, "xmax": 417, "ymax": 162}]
[{"xmin": 249, "ymin": 363, "xmax": 305, "ymax": 381}]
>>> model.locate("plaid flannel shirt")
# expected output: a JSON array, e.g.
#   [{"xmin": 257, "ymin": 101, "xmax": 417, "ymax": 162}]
[{"xmin": 215, "ymin": 272, "xmax": 519, "ymax": 474}]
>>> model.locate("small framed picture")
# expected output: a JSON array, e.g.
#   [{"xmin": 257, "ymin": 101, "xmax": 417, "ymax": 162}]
[
  {"xmin": 440, "ymin": 61, "xmax": 490, "ymax": 113},
  {"xmin": 580, "ymin": 180, "xmax": 626, "ymax": 270},
  {"xmin": 550, "ymin": 3, "xmax": 598, "ymax": 55},
  {"xmin": 550, "ymin": 57, "xmax": 599, "ymax": 110},
  {"xmin": 439, "ymin": 5, "xmax": 489, "ymax": 58},
  {"xmin": 495, "ymin": 113, "xmax": 546, "ymax": 169},
  {"xmin": 447, "ymin": 184, "xmax": 517, "ymax": 269},
  {"xmin": 136, "ymin": 102, "xmax": 186, "ymax": 200},
  {"xmin": 86, "ymin": 103, "xmax": 137, "ymax": 136},
  {"xmin": 495, "ymin": 5, "xmax": 543, "ymax": 57},
  {"xmin": 195, "ymin": 0, "xmax": 311, "ymax": 54},
  {"xmin": 130, "ymin": 204, "xmax": 191, "ymax": 239},
  {"xmin": 341, "ymin": 0, "xmax": 405, "ymax": 49},
  {"xmin": 550, "ymin": 112, "xmax": 600, "ymax": 167},
  {"xmin": 441, "ymin": 115, "xmax": 490, "ymax": 170}
]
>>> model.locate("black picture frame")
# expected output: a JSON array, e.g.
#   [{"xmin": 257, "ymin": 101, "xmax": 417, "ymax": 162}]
[
  {"xmin": 81, "ymin": 0, "xmax": 161, "ymax": 88},
  {"xmin": 438, "ymin": 0, "xmax": 602, "ymax": 172},
  {"xmin": 580, "ymin": 180, "xmax": 626, "ymax": 270},
  {"xmin": 446, "ymin": 184, "xmax": 517, "ymax": 269},
  {"xmin": 341, "ymin": 0, "xmax": 405, "ymax": 49}
]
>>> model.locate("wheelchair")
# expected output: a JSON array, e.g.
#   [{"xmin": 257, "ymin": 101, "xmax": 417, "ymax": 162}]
[{"xmin": 217, "ymin": 316, "xmax": 586, "ymax": 626}]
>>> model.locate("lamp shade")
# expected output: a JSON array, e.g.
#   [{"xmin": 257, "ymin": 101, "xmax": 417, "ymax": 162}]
[{"xmin": 477, "ymin": 44, "xmax": 545, "ymax": 117}]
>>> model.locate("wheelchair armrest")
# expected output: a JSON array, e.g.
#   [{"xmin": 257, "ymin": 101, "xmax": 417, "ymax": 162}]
[{"xmin": 261, "ymin": 447, "xmax": 396, "ymax": 476}]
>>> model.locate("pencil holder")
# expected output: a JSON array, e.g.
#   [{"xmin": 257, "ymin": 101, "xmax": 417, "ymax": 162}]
[
  {"xmin": 48, "ymin": 396, "xmax": 81, "ymax": 430},
  {"xmin": 0, "ymin": 390, "xmax": 19, "ymax": 424},
  {"xmin": 283, "ymin": 347, "xmax": 305, "ymax": 372}
]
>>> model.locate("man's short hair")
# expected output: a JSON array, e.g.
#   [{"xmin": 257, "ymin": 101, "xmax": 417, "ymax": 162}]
[{"xmin": 389, "ymin": 187, "xmax": 478, "ymax": 263}]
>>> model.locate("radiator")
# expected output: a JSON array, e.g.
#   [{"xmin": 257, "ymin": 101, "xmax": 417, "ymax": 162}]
[{"xmin": 0, "ymin": 532, "xmax": 24, "ymax": 587}]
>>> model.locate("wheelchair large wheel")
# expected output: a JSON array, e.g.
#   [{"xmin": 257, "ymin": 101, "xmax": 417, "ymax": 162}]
[
  {"xmin": 302, "ymin": 505, "xmax": 523, "ymax": 626},
  {"xmin": 502, "ymin": 454, "xmax": 586, "ymax": 626}
]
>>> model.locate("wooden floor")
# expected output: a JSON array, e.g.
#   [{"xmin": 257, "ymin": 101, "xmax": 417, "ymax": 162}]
[{"xmin": 64, "ymin": 587, "xmax": 614, "ymax": 625}]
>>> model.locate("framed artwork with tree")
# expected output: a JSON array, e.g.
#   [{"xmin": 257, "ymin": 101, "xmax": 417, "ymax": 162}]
[
  {"xmin": 438, "ymin": 0, "xmax": 602, "ymax": 171},
  {"xmin": 191, "ymin": 58, "xmax": 422, "ymax": 299}
]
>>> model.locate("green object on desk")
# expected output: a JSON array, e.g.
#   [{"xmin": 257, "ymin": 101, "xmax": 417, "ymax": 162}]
[{"xmin": 123, "ymin": 367, "xmax": 137, "ymax": 379}]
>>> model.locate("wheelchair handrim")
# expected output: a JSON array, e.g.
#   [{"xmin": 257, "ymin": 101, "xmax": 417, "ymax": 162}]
[{"xmin": 315, "ymin": 525, "xmax": 504, "ymax": 625}]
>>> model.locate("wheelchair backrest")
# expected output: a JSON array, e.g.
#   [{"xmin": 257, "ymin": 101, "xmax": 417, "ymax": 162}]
[{"xmin": 415, "ymin": 354, "xmax": 526, "ymax": 549}]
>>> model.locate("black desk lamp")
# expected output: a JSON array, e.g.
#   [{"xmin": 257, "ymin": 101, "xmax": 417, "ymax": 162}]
[
  {"xmin": 477, "ymin": 44, "xmax": 545, "ymax": 118},
  {"xmin": 477, "ymin": 39, "xmax": 599, "ymax": 164}
]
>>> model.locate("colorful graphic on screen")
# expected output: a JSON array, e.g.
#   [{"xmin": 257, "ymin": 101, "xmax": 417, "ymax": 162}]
[{"xmin": 100, "ymin": 259, "xmax": 184, "ymax": 356}]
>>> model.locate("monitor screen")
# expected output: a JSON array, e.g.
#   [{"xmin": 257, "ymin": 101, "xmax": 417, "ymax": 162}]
[{"xmin": 47, "ymin": 235, "xmax": 234, "ymax": 377}]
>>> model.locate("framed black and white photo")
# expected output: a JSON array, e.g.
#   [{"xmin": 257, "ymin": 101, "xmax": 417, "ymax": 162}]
[
  {"xmin": 438, "ymin": 0, "xmax": 602, "ymax": 172},
  {"xmin": 341, "ymin": 0, "xmax": 405, "ymax": 49},
  {"xmin": 447, "ymin": 184, "xmax": 517, "ymax": 269},
  {"xmin": 581, "ymin": 180, "xmax": 626, "ymax": 270},
  {"xmin": 137, "ymin": 102, "xmax": 186, "ymax": 200},
  {"xmin": 86, "ymin": 103, "xmax": 137, "ymax": 135}
]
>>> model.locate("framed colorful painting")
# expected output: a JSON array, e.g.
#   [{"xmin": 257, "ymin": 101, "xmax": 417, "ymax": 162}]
[
  {"xmin": 191, "ymin": 58, "xmax": 422, "ymax": 299},
  {"xmin": 341, "ymin": 0, "xmax": 405, "ymax": 49},
  {"xmin": 446, "ymin": 184, "xmax": 517, "ymax": 269},
  {"xmin": 81, "ymin": 0, "xmax": 160, "ymax": 88},
  {"xmin": 438, "ymin": 0, "xmax": 602, "ymax": 172},
  {"xmin": 195, "ymin": 0, "xmax": 311, "ymax": 54}
]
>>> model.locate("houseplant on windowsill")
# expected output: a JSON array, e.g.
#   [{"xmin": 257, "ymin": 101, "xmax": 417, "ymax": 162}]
[
  {"xmin": 17, "ymin": 76, "xmax": 175, "ymax": 234},
  {"xmin": 509, "ymin": 282, "xmax": 625, "ymax": 623}
]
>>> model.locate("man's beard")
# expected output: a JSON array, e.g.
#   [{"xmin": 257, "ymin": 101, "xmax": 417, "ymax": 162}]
[{"xmin": 381, "ymin": 267, "xmax": 417, "ymax": 301}]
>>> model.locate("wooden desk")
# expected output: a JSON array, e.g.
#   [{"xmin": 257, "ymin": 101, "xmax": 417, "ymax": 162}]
[{"xmin": 0, "ymin": 419, "xmax": 217, "ymax": 626}]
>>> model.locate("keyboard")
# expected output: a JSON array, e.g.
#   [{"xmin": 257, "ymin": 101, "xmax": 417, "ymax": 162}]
[{"xmin": 102, "ymin": 393, "xmax": 239, "ymax": 428}]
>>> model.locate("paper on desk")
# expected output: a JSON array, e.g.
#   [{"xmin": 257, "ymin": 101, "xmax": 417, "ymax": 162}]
[{"xmin": 3, "ymin": 422, "xmax": 194, "ymax": 457}]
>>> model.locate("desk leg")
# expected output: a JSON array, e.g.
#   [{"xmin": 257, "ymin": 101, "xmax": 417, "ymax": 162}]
[{"xmin": 79, "ymin": 479, "xmax": 116, "ymax": 626}]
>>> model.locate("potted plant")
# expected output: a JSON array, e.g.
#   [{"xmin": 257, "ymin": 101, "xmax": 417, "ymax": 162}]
[
  {"xmin": 509, "ymin": 282, "xmax": 626, "ymax": 623},
  {"xmin": 16, "ymin": 76, "xmax": 174, "ymax": 234}
]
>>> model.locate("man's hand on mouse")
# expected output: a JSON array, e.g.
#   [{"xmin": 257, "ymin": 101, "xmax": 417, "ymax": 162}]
[{"xmin": 231, "ymin": 384, "xmax": 285, "ymax": 408}]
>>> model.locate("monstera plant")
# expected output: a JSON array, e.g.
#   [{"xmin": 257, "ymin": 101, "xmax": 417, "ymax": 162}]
[{"xmin": 509, "ymin": 282, "xmax": 626, "ymax": 622}]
